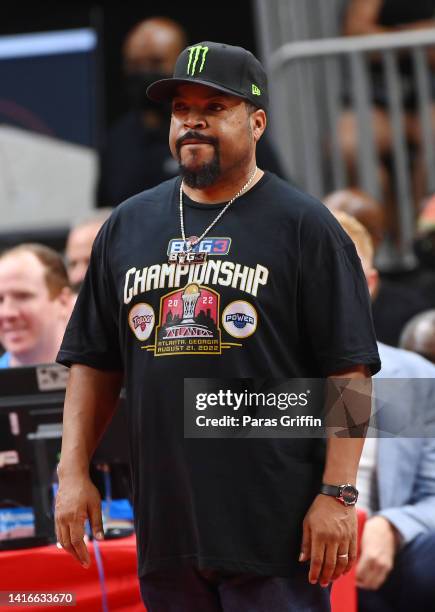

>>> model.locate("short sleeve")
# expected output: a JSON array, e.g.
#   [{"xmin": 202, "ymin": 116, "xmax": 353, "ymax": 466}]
[
  {"xmin": 300, "ymin": 213, "xmax": 381, "ymax": 377},
  {"xmin": 57, "ymin": 219, "xmax": 123, "ymax": 371}
]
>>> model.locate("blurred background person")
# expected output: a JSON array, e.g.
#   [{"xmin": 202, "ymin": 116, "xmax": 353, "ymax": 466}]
[
  {"xmin": 65, "ymin": 208, "xmax": 112, "ymax": 291},
  {"xmin": 323, "ymin": 188, "xmax": 386, "ymax": 250},
  {"xmin": 339, "ymin": 0, "xmax": 435, "ymax": 216},
  {"xmin": 96, "ymin": 17, "xmax": 185, "ymax": 206},
  {"xmin": 413, "ymin": 193, "xmax": 435, "ymax": 307},
  {"xmin": 96, "ymin": 16, "xmax": 287, "ymax": 207},
  {"xmin": 0, "ymin": 244, "xmax": 72, "ymax": 368},
  {"xmin": 324, "ymin": 188, "xmax": 430, "ymax": 345},
  {"xmin": 400, "ymin": 309, "xmax": 435, "ymax": 362},
  {"xmin": 332, "ymin": 210, "xmax": 435, "ymax": 612}
]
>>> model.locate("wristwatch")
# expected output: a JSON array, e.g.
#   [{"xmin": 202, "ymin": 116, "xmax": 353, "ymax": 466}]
[{"xmin": 320, "ymin": 483, "xmax": 359, "ymax": 506}]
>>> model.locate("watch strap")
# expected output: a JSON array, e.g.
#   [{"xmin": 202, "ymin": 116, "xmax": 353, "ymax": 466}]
[{"xmin": 320, "ymin": 483, "xmax": 341, "ymax": 497}]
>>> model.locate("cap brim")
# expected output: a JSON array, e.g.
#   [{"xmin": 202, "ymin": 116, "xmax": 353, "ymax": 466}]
[{"xmin": 146, "ymin": 77, "xmax": 250, "ymax": 104}]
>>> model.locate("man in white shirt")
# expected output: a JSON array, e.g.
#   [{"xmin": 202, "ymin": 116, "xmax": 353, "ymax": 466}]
[{"xmin": 0, "ymin": 243, "xmax": 72, "ymax": 368}]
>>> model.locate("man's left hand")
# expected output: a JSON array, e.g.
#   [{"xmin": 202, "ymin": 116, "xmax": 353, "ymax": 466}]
[
  {"xmin": 356, "ymin": 516, "xmax": 399, "ymax": 590},
  {"xmin": 300, "ymin": 494, "xmax": 357, "ymax": 587}
]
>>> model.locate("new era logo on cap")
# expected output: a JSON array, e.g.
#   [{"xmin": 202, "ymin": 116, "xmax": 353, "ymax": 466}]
[{"xmin": 146, "ymin": 41, "xmax": 269, "ymax": 112}]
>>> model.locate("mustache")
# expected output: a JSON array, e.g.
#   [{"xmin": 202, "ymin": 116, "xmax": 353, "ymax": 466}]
[{"xmin": 176, "ymin": 131, "xmax": 219, "ymax": 155}]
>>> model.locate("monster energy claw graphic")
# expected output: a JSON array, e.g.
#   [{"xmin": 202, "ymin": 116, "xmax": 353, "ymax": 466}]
[{"xmin": 187, "ymin": 45, "xmax": 209, "ymax": 76}]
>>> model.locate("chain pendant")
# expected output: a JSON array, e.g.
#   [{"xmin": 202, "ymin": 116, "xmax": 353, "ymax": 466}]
[
  {"xmin": 168, "ymin": 251, "xmax": 208, "ymax": 265},
  {"xmin": 168, "ymin": 236, "xmax": 207, "ymax": 265},
  {"xmin": 173, "ymin": 168, "xmax": 258, "ymax": 266}
]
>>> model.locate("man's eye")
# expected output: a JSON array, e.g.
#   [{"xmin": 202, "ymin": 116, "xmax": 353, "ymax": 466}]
[
  {"xmin": 15, "ymin": 293, "xmax": 32, "ymax": 300},
  {"xmin": 208, "ymin": 103, "xmax": 224, "ymax": 111},
  {"xmin": 173, "ymin": 103, "xmax": 187, "ymax": 112}
]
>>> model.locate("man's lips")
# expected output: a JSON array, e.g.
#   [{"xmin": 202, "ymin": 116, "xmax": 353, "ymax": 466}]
[
  {"xmin": 1, "ymin": 328, "xmax": 28, "ymax": 346},
  {"xmin": 176, "ymin": 131, "xmax": 218, "ymax": 155},
  {"xmin": 181, "ymin": 139, "xmax": 214, "ymax": 146},
  {"xmin": 2, "ymin": 329, "xmax": 26, "ymax": 337}
]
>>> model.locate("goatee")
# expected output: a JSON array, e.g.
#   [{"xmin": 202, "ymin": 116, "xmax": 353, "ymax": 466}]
[{"xmin": 179, "ymin": 156, "xmax": 221, "ymax": 188}]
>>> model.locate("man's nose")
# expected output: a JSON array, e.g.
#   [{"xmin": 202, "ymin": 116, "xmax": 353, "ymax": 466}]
[
  {"xmin": 0, "ymin": 297, "xmax": 18, "ymax": 319},
  {"xmin": 184, "ymin": 111, "xmax": 207, "ymax": 130}
]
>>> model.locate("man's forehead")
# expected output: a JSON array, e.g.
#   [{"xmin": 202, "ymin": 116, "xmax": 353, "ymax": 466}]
[
  {"xmin": 0, "ymin": 252, "xmax": 46, "ymax": 283},
  {"xmin": 173, "ymin": 83, "xmax": 243, "ymax": 103},
  {"xmin": 68, "ymin": 222, "xmax": 101, "ymax": 246}
]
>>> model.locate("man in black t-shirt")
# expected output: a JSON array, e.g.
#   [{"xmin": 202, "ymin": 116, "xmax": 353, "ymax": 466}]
[{"xmin": 55, "ymin": 42, "xmax": 380, "ymax": 612}]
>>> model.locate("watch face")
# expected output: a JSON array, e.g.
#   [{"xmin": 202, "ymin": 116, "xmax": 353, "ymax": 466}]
[{"xmin": 341, "ymin": 485, "xmax": 358, "ymax": 505}]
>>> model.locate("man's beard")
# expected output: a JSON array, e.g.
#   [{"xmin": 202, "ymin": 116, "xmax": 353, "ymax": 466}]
[
  {"xmin": 179, "ymin": 155, "xmax": 221, "ymax": 188},
  {"xmin": 176, "ymin": 130, "xmax": 221, "ymax": 188}
]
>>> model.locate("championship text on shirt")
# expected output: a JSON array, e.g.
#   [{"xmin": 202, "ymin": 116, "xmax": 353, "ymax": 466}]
[{"xmin": 124, "ymin": 260, "xmax": 269, "ymax": 304}]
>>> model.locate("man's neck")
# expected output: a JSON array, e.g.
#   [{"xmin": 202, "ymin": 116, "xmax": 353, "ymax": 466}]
[{"xmin": 182, "ymin": 164, "xmax": 264, "ymax": 204}]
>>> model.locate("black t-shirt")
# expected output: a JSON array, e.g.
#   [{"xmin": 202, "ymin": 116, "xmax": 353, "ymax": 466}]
[{"xmin": 58, "ymin": 172, "xmax": 380, "ymax": 578}]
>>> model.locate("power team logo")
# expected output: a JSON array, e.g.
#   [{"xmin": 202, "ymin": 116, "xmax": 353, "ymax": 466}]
[
  {"xmin": 222, "ymin": 300, "xmax": 257, "ymax": 339},
  {"xmin": 187, "ymin": 45, "xmax": 209, "ymax": 76},
  {"xmin": 155, "ymin": 283, "xmax": 221, "ymax": 355},
  {"xmin": 128, "ymin": 303, "xmax": 155, "ymax": 341}
]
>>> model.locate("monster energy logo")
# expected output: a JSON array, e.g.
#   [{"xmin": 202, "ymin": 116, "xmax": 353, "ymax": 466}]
[{"xmin": 187, "ymin": 45, "xmax": 209, "ymax": 76}]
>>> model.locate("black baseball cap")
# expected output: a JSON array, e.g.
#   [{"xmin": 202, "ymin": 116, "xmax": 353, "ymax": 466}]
[{"xmin": 146, "ymin": 41, "xmax": 268, "ymax": 112}]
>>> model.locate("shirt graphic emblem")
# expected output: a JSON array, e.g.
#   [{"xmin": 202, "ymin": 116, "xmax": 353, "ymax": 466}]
[
  {"xmin": 222, "ymin": 300, "xmax": 258, "ymax": 339},
  {"xmin": 167, "ymin": 237, "xmax": 231, "ymax": 258},
  {"xmin": 128, "ymin": 303, "xmax": 155, "ymax": 341},
  {"xmin": 154, "ymin": 283, "xmax": 221, "ymax": 355}
]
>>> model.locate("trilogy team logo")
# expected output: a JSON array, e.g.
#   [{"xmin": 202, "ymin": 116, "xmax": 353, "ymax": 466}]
[
  {"xmin": 187, "ymin": 45, "xmax": 209, "ymax": 76},
  {"xmin": 222, "ymin": 300, "xmax": 257, "ymax": 339},
  {"xmin": 128, "ymin": 303, "xmax": 155, "ymax": 341}
]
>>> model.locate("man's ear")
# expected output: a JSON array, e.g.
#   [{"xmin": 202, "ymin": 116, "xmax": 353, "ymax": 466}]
[
  {"xmin": 251, "ymin": 109, "xmax": 267, "ymax": 142},
  {"xmin": 56, "ymin": 287, "xmax": 74, "ymax": 317}
]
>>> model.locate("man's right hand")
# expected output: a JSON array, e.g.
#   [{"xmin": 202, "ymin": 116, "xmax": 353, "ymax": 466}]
[{"xmin": 54, "ymin": 473, "xmax": 104, "ymax": 568}]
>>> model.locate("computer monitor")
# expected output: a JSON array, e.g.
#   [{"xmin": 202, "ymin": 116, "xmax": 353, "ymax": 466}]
[{"xmin": 0, "ymin": 364, "xmax": 129, "ymax": 548}]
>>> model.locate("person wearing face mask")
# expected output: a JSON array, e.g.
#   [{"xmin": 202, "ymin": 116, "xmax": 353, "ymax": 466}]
[
  {"xmin": 96, "ymin": 17, "xmax": 288, "ymax": 208},
  {"xmin": 96, "ymin": 17, "xmax": 185, "ymax": 207}
]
